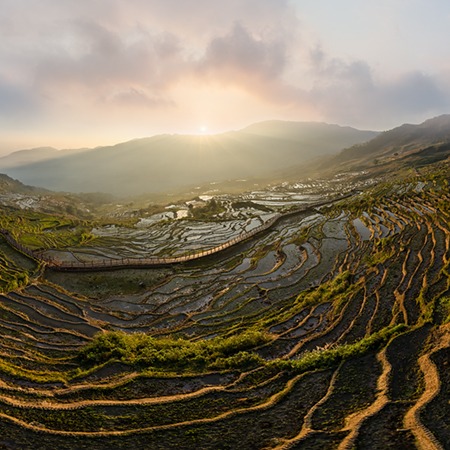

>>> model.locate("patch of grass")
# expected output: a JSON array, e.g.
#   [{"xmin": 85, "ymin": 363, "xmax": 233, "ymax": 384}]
[
  {"xmin": 0, "ymin": 246, "xmax": 38, "ymax": 293},
  {"xmin": 253, "ymin": 271, "xmax": 359, "ymax": 331},
  {"xmin": 272, "ymin": 324, "xmax": 407, "ymax": 373},
  {"xmin": 0, "ymin": 208, "xmax": 96, "ymax": 250},
  {"xmin": 366, "ymin": 237, "xmax": 397, "ymax": 266},
  {"xmin": 77, "ymin": 321, "xmax": 407, "ymax": 382},
  {"xmin": 295, "ymin": 271, "xmax": 356, "ymax": 310},
  {"xmin": 437, "ymin": 296, "xmax": 450, "ymax": 324},
  {"xmin": 0, "ymin": 358, "xmax": 69, "ymax": 384},
  {"xmin": 189, "ymin": 199, "xmax": 226, "ymax": 220},
  {"xmin": 78, "ymin": 330, "xmax": 271, "ymax": 372}
]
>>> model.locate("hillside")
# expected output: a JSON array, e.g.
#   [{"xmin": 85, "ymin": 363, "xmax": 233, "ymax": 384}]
[
  {"xmin": 0, "ymin": 157, "xmax": 448, "ymax": 449},
  {"xmin": 0, "ymin": 173, "xmax": 119, "ymax": 218},
  {"xmin": 0, "ymin": 173, "xmax": 43, "ymax": 195},
  {"xmin": 324, "ymin": 114, "xmax": 450, "ymax": 174},
  {"xmin": 0, "ymin": 121, "xmax": 377, "ymax": 196}
]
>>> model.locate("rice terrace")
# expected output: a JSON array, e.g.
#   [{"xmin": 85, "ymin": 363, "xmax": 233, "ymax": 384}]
[
  {"xmin": 0, "ymin": 152, "xmax": 449, "ymax": 449},
  {"xmin": 1, "ymin": 2, "xmax": 450, "ymax": 448}
]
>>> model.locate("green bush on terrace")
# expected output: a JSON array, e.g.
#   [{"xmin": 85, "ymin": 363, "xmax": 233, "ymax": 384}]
[
  {"xmin": 79, "ymin": 330, "xmax": 271, "ymax": 372},
  {"xmin": 295, "ymin": 271, "xmax": 353, "ymax": 309},
  {"xmin": 438, "ymin": 296, "xmax": 450, "ymax": 324},
  {"xmin": 0, "ymin": 208, "xmax": 97, "ymax": 251},
  {"xmin": 0, "ymin": 251, "xmax": 34, "ymax": 293},
  {"xmin": 272, "ymin": 324, "xmax": 406, "ymax": 373},
  {"xmin": 2, "ymin": 271, "xmax": 29, "ymax": 292},
  {"xmin": 78, "ymin": 324, "xmax": 407, "ymax": 378},
  {"xmin": 189, "ymin": 198, "xmax": 226, "ymax": 220},
  {"xmin": 365, "ymin": 237, "xmax": 396, "ymax": 266}
]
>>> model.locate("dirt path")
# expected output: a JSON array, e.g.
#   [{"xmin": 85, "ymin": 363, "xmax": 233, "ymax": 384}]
[
  {"xmin": 367, "ymin": 268, "xmax": 387, "ymax": 334},
  {"xmin": 274, "ymin": 366, "xmax": 341, "ymax": 449},
  {"xmin": 403, "ymin": 325, "xmax": 450, "ymax": 450},
  {"xmin": 336, "ymin": 347, "xmax": 391, "ymax": 450},
  {"xmin": 0, "ymin": 373, "xmax": 306, "ymax": 437},
  {"xmin": 0, "ymin": 383, "xmax": 229, "ymax": 411},
  {"xmin": 0, "ymin": 369, "xmax": 270, "ymax": 409}
]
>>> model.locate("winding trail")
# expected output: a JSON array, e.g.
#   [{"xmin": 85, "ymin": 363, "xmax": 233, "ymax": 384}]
[
  {"xmin": 404, "ymin": 325, "xmax": 450, "ymax": 450},
  {"xmin": 0, "ymin": 371, "xmax": 284, "ymax": 411},
  {"xmin": 337, "ymin": 347, "xmax": 391, "ymax": 450},
  {"xmin": 0, "ymin": 373, "xmax": 306, "ymax": 437},
  {"xmin": 275, "ymin": 365, "xmax": 341, "ymax": 449}
]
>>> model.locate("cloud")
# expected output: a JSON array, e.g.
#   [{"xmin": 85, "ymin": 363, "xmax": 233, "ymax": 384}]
[
  {"xmin": 383, "ymin": 71, "xmax": 447, "ymax": 112},
  {"xmin": 10, "ymin": 19, "xmax": 197, "ymax": 122},
  {"xmin": 107, "ymin": 88, "xmax": 175, "ymax": 108},
  {"xmin": 1, "ymin": 1, "xmax": 299, "ymax": 109},
  {"xmin": 122, "ymin": 0, "xmax": 297, "ymax": 39},
  {"xmin": 1, "ymin": 2, "xmax": 297, "ymax": 80},
  {"xmin": 0, "ymin": 78, "xmax": 38, "ymax": 119},
  {"xmin": 3, "ymin": 3, "xmax": 299, "ymax": 119},
  {"xmin": 199, "ymin": 23, "xmax": 287, "ymax": 82},
  {"xmin": 307, "ymin": 47, "xmax": 450, "ymax": 128},
  {"xmin": 1, "ymin": 0, "xmax": 450, "ymax": 153},
  {"xmin": 190, "ymin": 21, "xmax": 321, "ymax": 114}
]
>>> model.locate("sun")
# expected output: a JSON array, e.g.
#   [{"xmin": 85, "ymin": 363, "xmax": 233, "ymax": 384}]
[{"xmin": 199, "ymin": 125, "xmax": 208, "ymax": 134}]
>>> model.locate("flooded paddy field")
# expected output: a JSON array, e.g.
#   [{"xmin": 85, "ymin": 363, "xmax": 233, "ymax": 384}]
[{"xmin": 40, "ymin": 188, "xmax": 323, "ymax": 263}]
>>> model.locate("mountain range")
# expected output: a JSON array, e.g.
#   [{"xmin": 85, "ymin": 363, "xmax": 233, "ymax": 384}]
[
  {"xmin": 0, "ymin": 122, "xmax": 376, "ymax": 196},
  {"xmin": 325, "ymin": 114, "xmax": 450, "ymax": 172},
  {"xmin": 1, "ymin": 115, "xmax": 450, "ymax": 197}
]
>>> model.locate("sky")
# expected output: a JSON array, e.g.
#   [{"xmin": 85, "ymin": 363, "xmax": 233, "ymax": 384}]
[{"xmin": 1, "ymin": 0, "xmax": 450, "ymax": 154}]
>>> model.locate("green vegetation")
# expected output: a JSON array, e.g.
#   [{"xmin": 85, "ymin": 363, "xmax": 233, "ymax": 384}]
[
  {"xmin": 188, "ymin": 198, "xmax": 226, "ymax": 220},
  {"xmin": 0, "ymin": 239, "xmax": 38, "ymax": 292},
  {"xmin": 366, "ymin": 237, "xmax": 396, "ymax": 266},
  {"xmin": 273, "ymin": 324, "xmax": 406, "ymax": 373},
  {"xmin": 0, "ymin": 356, "xmax": 69, "ymax": 384},
  {"xmin": 78, "ymin": 323, "xmax": 407, "ymax": 377},
  {"xmin": 0, "ymin": 268, "xmax": 29, "ymax": 292},
  {"xmin": 0, "ymin": 252, "xmax": 31, "ymax": 291},
  {"xmin": 0, "ymin": 208, "xmax": 96, "ymax": 250},
  {"xmin": 79, "ymin": 330, "xmax": 270, "ymax": 372},
  {"xmin": 295, "ymin": 271, "xmax": 355, "ymax": 310},
  {"xmin": 437, "ymin": 296, "xmax": 450, "ymax": 324},
  {"xmin": 231, "ymin": 200, "xmax": 273, "ymax": 213}
]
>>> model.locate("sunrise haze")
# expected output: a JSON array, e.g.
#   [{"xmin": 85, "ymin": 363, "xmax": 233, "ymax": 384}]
[{"xmin": 1, "ymin": 0, "xmax": 450, "ymax": 153}]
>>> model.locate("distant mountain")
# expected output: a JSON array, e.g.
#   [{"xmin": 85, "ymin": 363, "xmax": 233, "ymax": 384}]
[
  {"xmin": 0, "ymin": 121, "xmax": 377, "ymax": 196},
  {"xmin": 0, "ymin": 146, "xmax": 89, "ymax": 169},
  {"xmin": 324, "ymin": 114, "xmax": 450, "ymax": 173}
]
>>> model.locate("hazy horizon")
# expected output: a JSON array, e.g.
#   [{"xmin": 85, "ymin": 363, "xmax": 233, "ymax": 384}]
[
  {"xmin": 1, "ymin": 0, "xmax": 450, "ymax": 154},
  {"xmin": 0, "ymin": 118, "xmax": 381, "ymax": 156}
]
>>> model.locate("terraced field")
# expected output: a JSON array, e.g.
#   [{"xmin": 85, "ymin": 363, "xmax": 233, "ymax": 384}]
[{"xmin": 0, "ymin": 164, "xmax": 449, "ymax": 449}]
